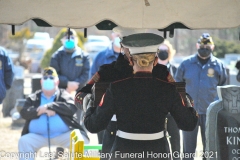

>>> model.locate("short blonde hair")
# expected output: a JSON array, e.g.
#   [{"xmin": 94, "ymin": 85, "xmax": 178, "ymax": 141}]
[
  {"xmin": 160, "ymin": 40, "xmax": 176, "ymax": 61},
  {"xmin": 132, "ymin": 53, "xmax": 156, "ymax": 67}
]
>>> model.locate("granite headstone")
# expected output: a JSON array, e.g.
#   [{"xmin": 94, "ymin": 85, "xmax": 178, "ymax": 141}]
[{"xmin": 206, "ymin": 85, "xmax": 240, "ymax": 160}]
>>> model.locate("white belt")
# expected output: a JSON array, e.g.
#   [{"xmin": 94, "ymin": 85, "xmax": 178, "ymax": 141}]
[
  {"xmin": 116, "ymin": 130, "xmax": 164, "ymax": 140},
  {"xmin": 111, "ymin": 114, "xmax": 117, "ymax": 121}
]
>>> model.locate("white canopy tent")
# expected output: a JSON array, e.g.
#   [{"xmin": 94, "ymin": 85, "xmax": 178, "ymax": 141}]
[{"xmin": 0, "ymin": 0, "xmax": 240, "ymax": 30}]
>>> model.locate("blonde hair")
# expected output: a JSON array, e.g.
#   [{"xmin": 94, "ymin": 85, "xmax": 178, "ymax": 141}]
[
  {"xmin": 161, "ymin": 40, "xmax": 176, "ymax": 61},
  {"xmin": 132, "ymin": 53, "xmax": 156, "ymax": 67}
]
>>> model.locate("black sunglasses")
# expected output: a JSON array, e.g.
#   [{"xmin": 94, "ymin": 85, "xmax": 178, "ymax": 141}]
[{"xmin": 43, "ymin": 76, "xmax": 54, "ymax": 80}]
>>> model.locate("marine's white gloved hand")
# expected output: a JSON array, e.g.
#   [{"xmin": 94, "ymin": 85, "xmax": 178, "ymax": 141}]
[
  {"xmin": 83, "ymin": 94, "xmax": 94, "ymax": 112},
  {"xmin": 185, "ymin": 93, "xmax": 194, "ymax": 107}
]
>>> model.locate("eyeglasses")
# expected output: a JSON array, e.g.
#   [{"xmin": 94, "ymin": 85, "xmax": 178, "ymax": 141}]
[{"xmin": 43, "ymin": 76, "xmax": 54, "ymax": 80}]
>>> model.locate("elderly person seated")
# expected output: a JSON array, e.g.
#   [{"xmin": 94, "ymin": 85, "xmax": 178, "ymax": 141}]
[{"xmin": 18, "ymin": 67, "xmax": 89, "ymax": 160}]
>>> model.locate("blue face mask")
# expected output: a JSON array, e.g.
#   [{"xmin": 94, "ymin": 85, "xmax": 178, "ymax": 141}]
[
  {"xmin": 113, "ymin": 37, "xmax": 121, "ymax": 48},
  {"xmin": 64, "ymin": 39, "xmax": 75, "ymax": 50},
  {"xmin": 42, "ymin": 79, "xmax": 55, "ymax": 90}
]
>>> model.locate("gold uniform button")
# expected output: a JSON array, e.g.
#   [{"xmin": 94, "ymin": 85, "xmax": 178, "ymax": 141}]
[{"xmin": 111, "ymin": 132, "xmax": 113, "ymax": 135}]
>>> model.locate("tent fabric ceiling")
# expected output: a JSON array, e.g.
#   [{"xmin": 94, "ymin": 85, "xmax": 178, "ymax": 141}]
[{"xmin": 0, "ymin": 0, "xmax": 239, "ymax": 30}]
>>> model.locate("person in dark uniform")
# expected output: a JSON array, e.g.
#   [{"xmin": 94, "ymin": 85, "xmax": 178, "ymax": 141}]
[
  {"xmin": 84, "ymin": 32, "xmax": 198, "ymax": 160},
  {"xmin": 75, "ymin": 28, "xmax": 174, "ymax": 160},
  {"xmin": 157, "ymin": 40, "xmax": 180, "ymax": 160}
]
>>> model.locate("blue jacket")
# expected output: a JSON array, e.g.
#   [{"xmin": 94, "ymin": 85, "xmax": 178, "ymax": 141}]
[
  {"xmin": 0, "ymin": 47, "xmax": 14, "ymax": 103},
  {"xmin": 175, "ymin": 54, "xmax": 227, "ymax": 114},
  {"xmin": 89, "ymin": 44, "xmax": 119, "ymax": 79},
  {"xmin": 50, "ymin": 46, "xmax": 90, "ymax": 90}
]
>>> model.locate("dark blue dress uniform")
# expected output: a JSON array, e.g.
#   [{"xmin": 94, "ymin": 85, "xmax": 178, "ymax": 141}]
[{"xmin": 84, "ymin": 72, "xmax": 198, "ymax": 160}]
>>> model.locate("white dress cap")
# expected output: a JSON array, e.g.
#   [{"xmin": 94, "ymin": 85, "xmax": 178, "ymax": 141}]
[
  {"xmin": 113, "ymin": 26, "xmax": 150, "ymax": 38},
  {"xmin": 121, "ymin": 33, "xmax": 164, "ymax": 55}
]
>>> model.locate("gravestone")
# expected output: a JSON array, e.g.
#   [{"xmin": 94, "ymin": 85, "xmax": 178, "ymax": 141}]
[
  {"xmin": 12, "ymin": 99, "xmax": 26, "ymax": 126},
  {"xmin": 206, "ymin": 85, "xmax": 240, "ymax": 160},
  {"xmin": 31, "ymin": 74, "xmax": 42, "ymax": 93},
  {"xmin": 2, "ymin": 66, "xmax": 24, "ymax": 117}
]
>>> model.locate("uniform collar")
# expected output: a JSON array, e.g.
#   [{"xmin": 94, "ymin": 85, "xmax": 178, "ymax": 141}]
[
  {"xmin": 58, "ymin": 46, "xmax": 83, "ymax": 58},
  {"xmin": 134, "ymin": 71, "xmax": 152, "ymax": 77},
  {"xmin": 71, "ymin": 47, "xmax": 83, "ymax": 58},
  {"xmin": 166, "ymin": 62, "xmax": 171, "ymax": 69}
]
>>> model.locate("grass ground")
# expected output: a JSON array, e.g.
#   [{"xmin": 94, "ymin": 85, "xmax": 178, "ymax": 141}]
[{"xmin": 0, "ymin": 110, "xmax": 22, "ymax": 160}]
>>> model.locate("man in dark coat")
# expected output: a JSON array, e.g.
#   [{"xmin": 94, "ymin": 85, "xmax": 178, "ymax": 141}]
[
  {"xmin": 0, "ymin": 46, "xmax": 14, "ymax": 104},
  {"xmin": 84, "ymin": 32, "xmax": 198, "ymax": 160},
  {"xmin": 18, "ymin": 67, "xmax": 89, "ymax": 160}
]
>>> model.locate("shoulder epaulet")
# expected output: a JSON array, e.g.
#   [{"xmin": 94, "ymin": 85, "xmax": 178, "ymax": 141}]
[
  {"xmin": 88, "ymin": 72, "xmax": 100, "ymax": 84},
  {"xmin": 167, "ymin": 73, "xmax": 175, "ymax": 82}
]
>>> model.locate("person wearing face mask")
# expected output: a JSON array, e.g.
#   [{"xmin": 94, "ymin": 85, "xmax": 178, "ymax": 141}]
[
  {"xmin": 157, "ymin": 40, "xmax": 177, "ymax": 76},
  {"xmin": 18, "ymin": 67, "xmax": 89, "ymax": 160},
  {"xmin": 89, "ymin": 32, "xmax": 122, "ymax": 79},
  {"xmin": 158, "ymin": 40, "xmax": 180, "ymax": 160},
  {"xmin": 50, "ymin": 29, "xmax": 90, "ymax": 94},
  {"xmin": 175, "ymin": 33, "xmax": 228, "ymax": 160}
]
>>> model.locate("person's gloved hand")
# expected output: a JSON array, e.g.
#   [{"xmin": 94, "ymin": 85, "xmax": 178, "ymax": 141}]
[
  {"xmin": 185, "ymin": 93, "xmax": 194, "ymax": 107},
  {"xmin": 75, "ymin": 92, "xmax": 88, "ymax": 110},
  {"xmin": 86, "ymin": 99, "xmax": 94, "ymax": 112},
  {"xmin": 83, "ymin": 94, "xmax": 94, "ymax": 112},
  {"xmin": 185, "ymin": 93, "xmax": 198, "ymax": 117}
]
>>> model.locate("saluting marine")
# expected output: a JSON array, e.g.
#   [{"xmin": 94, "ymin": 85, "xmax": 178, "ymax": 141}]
[
  {"xmin": 75, "ymin": 27, "xmax": 175, "ymax": 160},
  {"xmin": 84, "ymin": 32, "xmax": 198, "ymax": 160}
]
